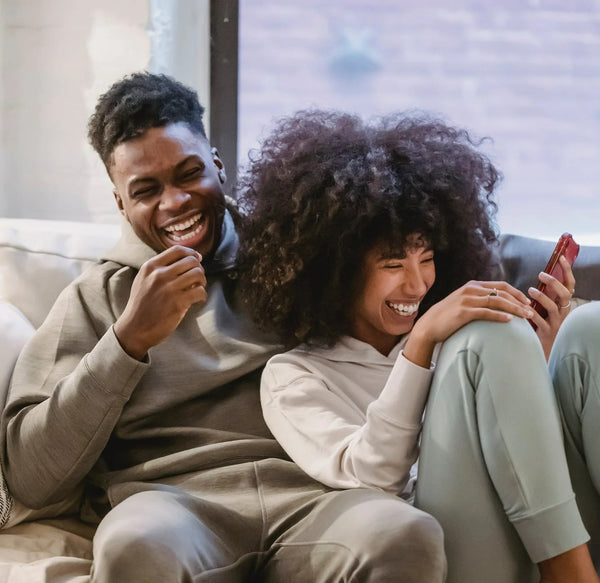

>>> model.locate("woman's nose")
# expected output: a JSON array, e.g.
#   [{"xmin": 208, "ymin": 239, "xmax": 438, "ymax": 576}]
[{"xmin": 404, "ymin": 267, "xmax": 427, "ymax": 296}]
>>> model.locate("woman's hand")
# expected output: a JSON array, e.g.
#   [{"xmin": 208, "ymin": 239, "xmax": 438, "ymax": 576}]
[
  {"xmin": 403, "ymin": 280, "xmax": 534, "ymax": 368},
  {"xmin": 527, "ymin": 255, "xmax": 576, "ymax": 360}
]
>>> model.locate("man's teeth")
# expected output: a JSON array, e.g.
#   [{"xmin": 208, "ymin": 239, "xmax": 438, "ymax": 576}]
[
  {"xmin": 164, "ymin": 214, "xmax": 203, "ymax": 241},
  {"xmin": 169, "ymin": 224, "xmax": 203, "ymax": 242},
  {"xmin": 387, "ymin": 302, "xmax": 419, "ymax": 316},
  {"xmin": 165, "ymin": 214, "xmax": 202, "ymax": 233}
]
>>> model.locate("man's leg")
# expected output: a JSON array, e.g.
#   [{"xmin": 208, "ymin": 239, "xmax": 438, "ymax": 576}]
[
  {"xmin": 255, "ymin": 460, "xmax": 446, "ymax": 583},
  {"xmin": 91, "ymin": 483, "xmax": 262, "ymax": 583},
  {"xmin": 550, "ymin": 301, "xmax": 600, "ymax": 566},
  {"xmin": 415, "ymin": 317, "xmax": 589, "ymax": 583}
]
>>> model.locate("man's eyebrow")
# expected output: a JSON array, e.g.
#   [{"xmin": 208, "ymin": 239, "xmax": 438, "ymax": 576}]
[
  {"xmin": 127, "ymin": 175, "xmax": 156, "ymax": 192},
  {"xmin": 176, "ymin": 155, "xmax": 206, "ymax": 170}
]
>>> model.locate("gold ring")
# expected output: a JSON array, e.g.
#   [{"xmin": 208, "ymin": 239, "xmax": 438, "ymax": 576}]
[
  {"xmin": 559, "ymin": 301, "xmax": 571, "ymax": 310},
  {"xmin": 489, "ymin": 288, "xmax": 498, "ymax": 297},
  {"xmin": 569, "ymin": 289, "xmax": 575, "ymax": 296}
]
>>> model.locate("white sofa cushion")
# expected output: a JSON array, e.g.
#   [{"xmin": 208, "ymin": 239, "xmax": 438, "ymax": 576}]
[
  {"xmin": 0, "ymin": 302, "xmax": 35, "ymax": 527},
  {"xmin": 0, "ymin": 218, "xmax": 120, "ymax": 328},
  {"xmin": 0, "ymin": 302, "xmax": 35, "ymax": 406},
  {"xmin": 0, "ymin": 300, "xmax": 85, "ymax": 529}
]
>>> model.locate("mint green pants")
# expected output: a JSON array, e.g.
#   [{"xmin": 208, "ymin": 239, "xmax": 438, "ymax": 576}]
[
  {"xmin": 415, "ymin": 317, "xmax": 589, "ymax": 583},
  {"xmin": 549, "ymin": 301, "xmax": 600, "ymax": 568}
]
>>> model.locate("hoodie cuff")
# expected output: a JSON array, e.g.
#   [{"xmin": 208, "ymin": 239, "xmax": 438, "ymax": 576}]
[
  {"xmin": 374, "ymin": 352, "xmax": 434, "ymax": 427},
  {"xmin": 83, "ymin": 326, "xmax": 149, "ymax": 400}
]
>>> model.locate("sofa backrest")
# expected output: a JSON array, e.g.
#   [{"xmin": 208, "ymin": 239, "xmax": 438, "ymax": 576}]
[
  {"xmin": 0, "ymin": 218, "xmax": 120, "ymax": 328},
  {"xmin": 498, "ymin": 233, "xmax": 600, "ymax": 302},
  {"xmin": 1, "ymin": 219, "xmax": 599, "ymax": 331}
]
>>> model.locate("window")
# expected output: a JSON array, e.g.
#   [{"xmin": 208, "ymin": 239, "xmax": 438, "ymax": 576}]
[{"xmin": 233, "ymin": 0, "xmax": 600, "ymax": 243}]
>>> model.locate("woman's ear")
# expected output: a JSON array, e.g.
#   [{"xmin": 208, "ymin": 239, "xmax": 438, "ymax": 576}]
[{"xmin": 211, "ymin": 147, "xmax": 227, "ymax": 184}]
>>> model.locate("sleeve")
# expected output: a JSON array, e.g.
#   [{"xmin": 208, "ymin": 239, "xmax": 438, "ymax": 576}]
[
  {"xmin": 260, "ymin": 351, "xmax": 433, "ymax": 495},
  {"xmin": 0, "ymin": 279, "xmax": 148, "ymax": 509}
]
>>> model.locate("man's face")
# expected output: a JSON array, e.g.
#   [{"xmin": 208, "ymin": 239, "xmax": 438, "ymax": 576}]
[{"xmin": 110, "ymin": 122, "xmax": 226, "ymax": 257}]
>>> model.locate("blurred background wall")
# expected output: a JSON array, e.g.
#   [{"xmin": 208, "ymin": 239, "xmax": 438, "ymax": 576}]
[{"xmin": 1, "ymin": 0, "xmax": 599, "ymax": 242}]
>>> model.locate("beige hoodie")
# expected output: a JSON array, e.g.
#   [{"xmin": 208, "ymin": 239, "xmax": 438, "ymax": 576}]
[{"xmin": 1, "ymin": 212, "xmax": 284, "ymax": 518}]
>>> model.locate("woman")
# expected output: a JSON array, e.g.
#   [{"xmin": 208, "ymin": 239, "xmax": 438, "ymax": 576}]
[{"xmin": 236, "ymin": 110, "xmax": 597, "ymax": 582}]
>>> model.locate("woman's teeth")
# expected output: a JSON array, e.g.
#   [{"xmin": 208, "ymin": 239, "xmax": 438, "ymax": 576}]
[{"xmin": 387, "ymin": 301, "xmax": 419, "ymax": 316}]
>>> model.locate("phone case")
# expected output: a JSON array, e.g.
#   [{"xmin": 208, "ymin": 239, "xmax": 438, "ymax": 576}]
[{"xmin": 529, "ymin": 232, "xmax": 579, "ymax": 327}]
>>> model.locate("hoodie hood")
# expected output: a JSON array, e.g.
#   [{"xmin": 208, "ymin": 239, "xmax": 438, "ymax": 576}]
[{"xmin": 101, "ymin": 210, "xmax": 239, "ymax": 274}]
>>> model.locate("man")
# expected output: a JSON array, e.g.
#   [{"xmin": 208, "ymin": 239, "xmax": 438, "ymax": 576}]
[{"xmin": 0, "ymin": 72, "xmax": 445, "ymax": 582}]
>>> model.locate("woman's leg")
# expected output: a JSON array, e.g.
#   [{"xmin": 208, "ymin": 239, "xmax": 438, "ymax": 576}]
[
  {"xmin": 415, "ymin": 317, "xmax": 590, "ymax": 583},
  {"xmin": 550, "ymin": 301, "xmax": 600, "ymax": 567}
]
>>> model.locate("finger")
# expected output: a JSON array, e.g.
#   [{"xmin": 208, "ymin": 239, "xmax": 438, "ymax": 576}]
[
  {"xmin": 478, "ymin": 281, "xmax": 531, "ymax": 305},
  {"xmin": 527, "ymin": 308, "xmax": 547, "ymax": 330},
  {"xmin": 558, "ymin": 255, "xmax": 576, "ymax": 296},
  {"xmin": 468, "ymin": 306, "xmax": 515, "ymax": 323},
  {"xmin": 473, "ymin": 283, "xmax": 532, "ymax": 317},
  {"xmin": 537, "ymin": 270, "xmax": 571, "ymax": 307},
  {"xmin": 528, "ymin": 285, "xmax": 562, "ymax": 317},
  {"xmin": 172, "ymin": 265, "xmax": 207, "ymax": 291},
  {"xmin": 484, "ymin": 294, "xmax": 534, "ymax": 319},
  {"xmin": 171, "ymin": 254, "xmax": 205, "ymax": 278},
  {"xmin": 152, "ymin": 245, "xmax": 202, "ymax": 267}
]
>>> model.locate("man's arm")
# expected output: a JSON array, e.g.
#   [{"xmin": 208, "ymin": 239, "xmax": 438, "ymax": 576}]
[
  {"xmin": 0, "ymin": 276, "xmax": 147, "ymax": 509},
  {"xmin": 1, "ymin": 245, "xmax": 208, "ymax": 508}
]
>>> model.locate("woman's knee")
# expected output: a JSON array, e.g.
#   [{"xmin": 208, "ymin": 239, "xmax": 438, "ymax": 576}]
[
  {"xmin": 551, "ymin": 302, "xmax": 600, "ymax": 364},
  {"xmin": 445, "ymin": 317, "xmax": 540, "ymax": 359}
]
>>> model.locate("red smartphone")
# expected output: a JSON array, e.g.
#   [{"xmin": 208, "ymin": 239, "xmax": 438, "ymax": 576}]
[{"xmin": 529, "ymin": 232, "xmax": 579, "ymax": 329}]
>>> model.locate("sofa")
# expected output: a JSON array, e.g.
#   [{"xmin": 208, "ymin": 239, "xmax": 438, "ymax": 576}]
[{"xmin": 0, "ymin": 217, "xmax": 599, "ymax": 581}]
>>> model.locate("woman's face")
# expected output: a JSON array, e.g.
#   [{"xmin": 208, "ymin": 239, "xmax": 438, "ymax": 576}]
[{"xmin": 349, "ymin": 238, "xmax": 436, "ymax": 355}]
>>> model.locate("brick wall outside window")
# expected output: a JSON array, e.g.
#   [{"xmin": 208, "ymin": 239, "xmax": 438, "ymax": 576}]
[{"xmin": 239, "ymin": 0, "xmax": 600, "ymax": 241}]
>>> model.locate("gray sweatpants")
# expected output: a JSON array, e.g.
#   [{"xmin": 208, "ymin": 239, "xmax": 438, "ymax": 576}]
[
  {"xmin": 90, "ymin": 458, "xmax": 446, "ymax": 582},
  {"xmin": 549, "ymin": 300, "xmax": 600, "ymax": 567},
  {"xmin": 415, "ymin": 316, "xmax": 590, "ymax": 583}
]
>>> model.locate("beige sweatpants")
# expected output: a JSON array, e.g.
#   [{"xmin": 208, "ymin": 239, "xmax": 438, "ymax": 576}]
[{"xmin": 91, "ymin": 458, "xmax": 446, "ymax": 582}]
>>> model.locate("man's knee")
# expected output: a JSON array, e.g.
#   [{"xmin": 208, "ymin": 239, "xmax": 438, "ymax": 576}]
[
  {"xmin": 92, "ymin": 490, "xmax": 195, "ymax": 583},
  {"xmin": 375, "ymin": 507, "xmax": 446, "ymax": 580},
  {"xmin": 338, "ymin": 493, "xmax": 447, "ymax": 582},
  {"xmin": 92, "ymin": 523, "xmax": 183, "ymax": 582}
]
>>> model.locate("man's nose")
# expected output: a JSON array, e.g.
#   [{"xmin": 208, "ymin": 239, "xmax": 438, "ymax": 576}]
[{"xmin": 160, "ymin": 186, "xmax": 191, "ymax": 210}]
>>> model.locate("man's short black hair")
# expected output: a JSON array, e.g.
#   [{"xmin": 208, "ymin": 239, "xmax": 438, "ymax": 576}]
[{"xmin": 88, "ymin": 71, "xmax": 207, "ymax": 173}]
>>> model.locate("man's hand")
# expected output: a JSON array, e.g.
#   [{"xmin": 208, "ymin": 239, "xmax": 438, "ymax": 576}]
[{"xmin": 114, "ymin": 246, "xmax": 207, "ymax": 359}]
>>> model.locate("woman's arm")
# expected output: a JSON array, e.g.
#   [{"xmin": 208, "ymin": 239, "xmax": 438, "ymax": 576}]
[{"xmin": 261, "ymin": 348, "xmax": 433, "ymax": 495}]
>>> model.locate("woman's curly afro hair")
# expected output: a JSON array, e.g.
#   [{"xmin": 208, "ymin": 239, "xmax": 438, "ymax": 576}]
[{"xmin": 236, "ymin": 109, "xmax": 502, "ymax": 348}]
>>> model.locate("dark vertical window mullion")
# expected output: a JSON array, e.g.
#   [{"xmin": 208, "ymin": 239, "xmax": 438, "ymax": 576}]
[{"xmin": 210, "ymin": 0, "xmax": 239, "ymax": 198}]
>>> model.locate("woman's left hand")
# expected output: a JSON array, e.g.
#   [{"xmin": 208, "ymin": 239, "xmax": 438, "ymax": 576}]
[{"xmin": 527, "ymin": 255, "xmax": 576, "ymax": 360}]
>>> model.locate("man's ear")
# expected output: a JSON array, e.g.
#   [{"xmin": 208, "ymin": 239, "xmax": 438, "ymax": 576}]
[
  {"xmin": 211, "ymin": 147, "xmax": 227, "ymax": 184},
  {"xmin": 113, "ymin": 190, "xmax": 126, "ymax": 217}
]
